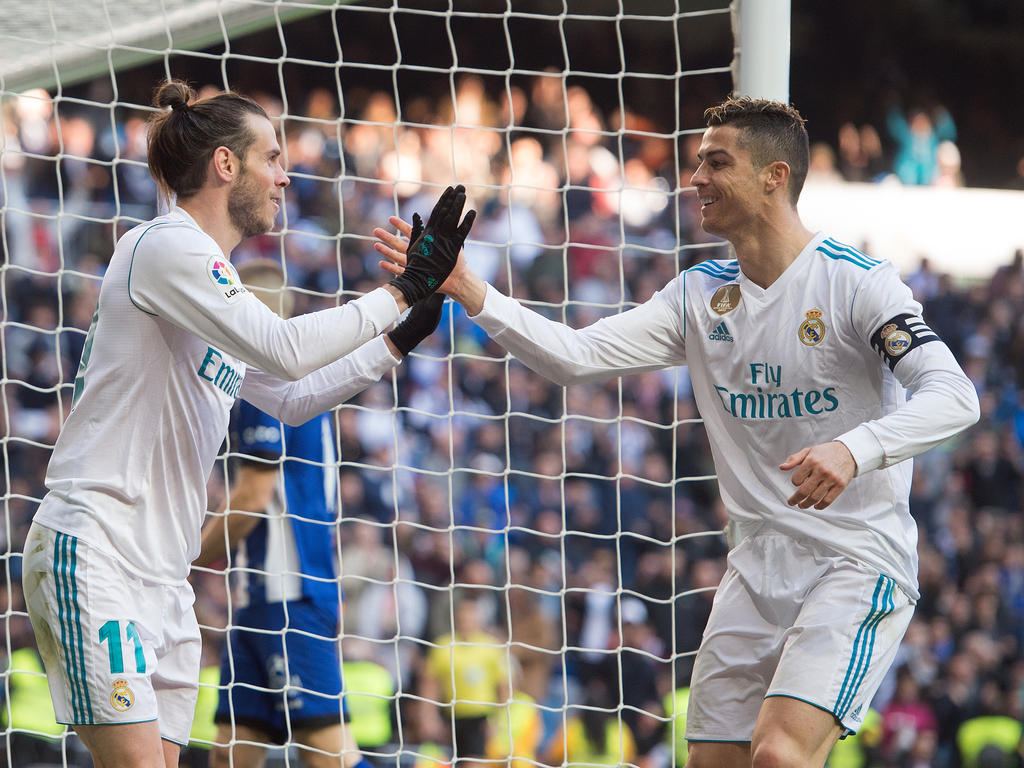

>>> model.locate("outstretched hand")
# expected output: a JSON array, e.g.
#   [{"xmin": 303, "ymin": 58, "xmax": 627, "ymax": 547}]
[
  {"xmin": 374, "ymin": 210, "xmax": 489, "ymax": 316},
  {"xmin": 780, "ymin": 441, "xmax": 857, "ymax": 510},
  {"xmin": 385, "ymin": 185, "xmax": 476, "ymax": 305},
  {"xmin": 374, "ymin": 215, "xmax": 416, "ymax": 276}
]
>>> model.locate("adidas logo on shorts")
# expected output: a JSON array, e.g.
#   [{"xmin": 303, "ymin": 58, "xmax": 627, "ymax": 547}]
[{"xmin": 708, "ymin": 321, "xmax": 734, "ymax": 342}]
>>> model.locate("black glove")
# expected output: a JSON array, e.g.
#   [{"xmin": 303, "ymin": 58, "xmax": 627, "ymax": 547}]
[
  {"xmin": 387, "ymin": 292, "xmax": 445, "ymax": 357},
  {"xmin": 389, "ymin": 184, "xmax": 476, "ymax": 305}
]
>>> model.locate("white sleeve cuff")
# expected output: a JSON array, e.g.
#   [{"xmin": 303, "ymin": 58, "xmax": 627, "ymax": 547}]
[
  {"xmin": 835, "ymin": 425, "xmax": 886, "ymax": 476},
  {"xmin": 356, "ymin": 333, "xmax": 403, "ymax": 371},
  {"xmin": 474, "ymin": 283, "xmax": 517, "ymax": 334},
  {"xmin": 359, "ymin": 286, "xmax": 402, "ymax": 333}
]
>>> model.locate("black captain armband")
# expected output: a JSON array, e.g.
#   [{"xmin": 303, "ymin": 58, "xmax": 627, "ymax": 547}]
[{"xmin": 870, "ymin": 313, "xmax": 939, "ymax": 371}]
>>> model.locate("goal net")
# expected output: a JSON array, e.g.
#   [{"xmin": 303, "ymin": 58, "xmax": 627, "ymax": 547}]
[{"xmin": 0, "ymin": 2, "xmax": 742, "ymax": 766}]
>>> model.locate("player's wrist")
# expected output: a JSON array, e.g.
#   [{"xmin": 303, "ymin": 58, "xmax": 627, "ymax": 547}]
[{"xmin": 382, "ymin": 283, "xmax": 409, "ymax": 313}]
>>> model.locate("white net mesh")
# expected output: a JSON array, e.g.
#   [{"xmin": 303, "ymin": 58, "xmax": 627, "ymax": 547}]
[{"xmin": 1, "ymin": 2, "xmax": 739, "ymax": 766}]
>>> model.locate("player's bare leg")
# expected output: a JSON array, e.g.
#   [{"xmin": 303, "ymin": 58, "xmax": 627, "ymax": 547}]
[
  {"xmin": 749, "ymin": 696, "xmax": 843, "ymax": 768},
  {"xmin": 686, "ymin": 739, "xmax": 750, "ymax": 768},
  {"xmin": 74, "ymin": 721, "xmax": 179, "ymax": 768},
  {"xmin": 293, "ymin": 721, "xmax": 365, "ymax": 768},
  {"xmin": 208, "ymin": 723, "xmax": 270, "ymax": 768}
]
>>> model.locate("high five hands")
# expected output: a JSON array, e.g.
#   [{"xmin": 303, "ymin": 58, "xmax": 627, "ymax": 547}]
[
  {"xmin": 375, "ymin": 184, "xmax": 487, "ymax": 315},
  {"xmin": 384, "ymin": 184, "xmax": 476, "ymax": 306}
]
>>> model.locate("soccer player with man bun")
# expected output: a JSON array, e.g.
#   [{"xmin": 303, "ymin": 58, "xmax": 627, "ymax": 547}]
[
  {"xmin": 376, "ymin": 95, "xmax": 979, "ymax": 768},
  {"xmin": 21, "ymin": 78, "xmax": 473, "ymax": 768},
  {"xmin": 194, "ymin": 258, "xmax": 427, "ymax": 768}
]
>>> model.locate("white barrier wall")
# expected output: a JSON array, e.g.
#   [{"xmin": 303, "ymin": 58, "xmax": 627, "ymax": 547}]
[{"xmin": 799, "ymin": 180, "xmax": 1024, "ymax": 281}]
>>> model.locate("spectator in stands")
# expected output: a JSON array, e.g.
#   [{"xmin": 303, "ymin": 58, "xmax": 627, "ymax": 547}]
[
  {"xmin": 543, "ymin": 677, "xmax": 637, "ymax": 768},
  {"xmin": 837, "ymin": 121, "xmax": 885, "ymax": 183},
  {"xmin": 886, "ymin": 103, "xmax": 958, "ymax": 185},
  {"xmin": 418, "ymin": 591, "xmax": 511, "ymax": 768}
]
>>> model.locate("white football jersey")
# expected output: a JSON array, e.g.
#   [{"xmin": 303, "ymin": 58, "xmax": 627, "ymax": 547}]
[
  {"xmin": 474, "ymin": 232, "xmax": 979, "ymax": 597},
  {"xmin": 35, "ymin": 207, "xmax": 401, "ymax": 583}
]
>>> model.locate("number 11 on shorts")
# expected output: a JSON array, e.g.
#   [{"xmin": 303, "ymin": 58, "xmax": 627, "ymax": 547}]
[{"xmin": 99, "ymin": 620, "xmax": 147, "ymax": 674}]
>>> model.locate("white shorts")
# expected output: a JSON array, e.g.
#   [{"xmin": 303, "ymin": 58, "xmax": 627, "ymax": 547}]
[
  {"xmin": 686, "ymin": 532, "xmax": 914, "ymax": 741},
  {"xmin": 21, "ymin": 521, "xmax": 201, "ymax": 745}
]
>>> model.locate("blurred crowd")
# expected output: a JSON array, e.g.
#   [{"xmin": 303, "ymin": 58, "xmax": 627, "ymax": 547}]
[{"xmin": 2, "ymin": 73, "xmax": 1024, "ymax": 768}]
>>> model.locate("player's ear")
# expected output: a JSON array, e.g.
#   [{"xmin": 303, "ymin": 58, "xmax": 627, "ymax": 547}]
[
  {"xmin": 211, "ymin": 145, "xmax": 238, "ymax": 184},
  {"xmin": 764, "ymin": 160, "xmax": 790, "ymax": 194}
]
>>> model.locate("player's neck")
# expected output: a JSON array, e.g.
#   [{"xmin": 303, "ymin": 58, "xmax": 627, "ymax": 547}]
[
  {"xmin": 732, "ymin": 211, "xmax": 814, "ymax": 289},
  {"xmin": 177, "ymin": 192, "xmax": 242, "ymax": 256}
]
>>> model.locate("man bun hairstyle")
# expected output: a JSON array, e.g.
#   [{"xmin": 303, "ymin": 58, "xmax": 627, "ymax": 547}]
[
  {"xmin": 705, "ymin": 95, "xmax": 810, "ymax": 205},
  {"xmin": 147, "ymin": 79, "xmax": 268, "ymax": 202}
]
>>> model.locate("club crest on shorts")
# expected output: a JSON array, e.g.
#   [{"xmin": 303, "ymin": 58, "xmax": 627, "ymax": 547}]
[
  {"xmin": 879, "ymin": 323, "xmax": 912, "ymax": 357},
  {"xmin": 798, "ymin": 308, "xmax": 826, "ymax": 346},
  {"xmin": 206, "ymin": 256, "xmax": 246, "ymax": 304},
  {"xmin": 111, "ymin": 679, "xmax": 134, "ymax": 711},
  {"xmin": 710, "ymin": 284, "xmax": 741, "ymax": 315}
]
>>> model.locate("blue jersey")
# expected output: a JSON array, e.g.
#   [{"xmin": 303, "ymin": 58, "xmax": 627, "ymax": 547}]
[{"xmin": 231, "ymin": 400, "xmax": 341, "ymax": 617}]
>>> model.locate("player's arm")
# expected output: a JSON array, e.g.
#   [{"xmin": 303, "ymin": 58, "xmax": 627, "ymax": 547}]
[
  {"xmin": 375, "ymin": 216, "xmax": 687, "ymax": 385},
  {"xmin": 238, "ymin": 292, "xmax": 444, "ymax": 426},
  {"xmin": 194, "ymin": 461, "xmax": 276, "ymax": 567},
  {"xmin": 783, "ymin": 264, "xmax": 980, "ymax": 510},
  {"xmin": 837, "ymin": 263, "xmax": 979, "ymax": 473},
  {"xmin": 129, "ymin": 226, "xmax": 402, "ymax": 380}
]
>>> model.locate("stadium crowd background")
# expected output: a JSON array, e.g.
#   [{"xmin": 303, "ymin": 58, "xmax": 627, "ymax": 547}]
[{"xmin": 3, "ymin": 27, "xmax": 1024, "ymax": 768}]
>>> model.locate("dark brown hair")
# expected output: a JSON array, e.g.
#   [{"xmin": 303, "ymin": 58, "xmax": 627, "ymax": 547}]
[
  {"xmin": 704, "ymin": 95, "xmax": 809, "ymax": 205},
  {"xmin": 147, "ymin": 79, "xmax": 268, "ymax": 201}
]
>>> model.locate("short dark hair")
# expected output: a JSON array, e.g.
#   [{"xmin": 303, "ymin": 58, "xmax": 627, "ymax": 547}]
[
  {"xmin": 146, "ymin": 79, "xmax": 268, "ymax": 201},
  {"xmin": 704, "ymin": 95, "xmax": 809, "ymax": 205}
]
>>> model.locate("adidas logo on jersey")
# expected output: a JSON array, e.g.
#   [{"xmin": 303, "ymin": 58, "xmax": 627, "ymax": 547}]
[{"xmin": 708, "ymin": 321, "xmax": 733, "ymax": 342}]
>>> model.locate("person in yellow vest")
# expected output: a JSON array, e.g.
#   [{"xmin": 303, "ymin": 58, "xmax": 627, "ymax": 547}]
[
  {"xmin": 956, "ymin": 678, "xmax": 1024, "ymax": 768},
  {"xmin": 486, "ymin": 688, "xmax": 543, "ymax": 768},
  {"xmin": 2, "ymin": 646, "xmax": 65, "ymax": 764},
  {"xmin": 342, "ymin": 638, "xmax": 397, "ymax": 754},
  {"xmin": 825, "ymin": 708, "xmax": 882, "ymax": 768},
  {"xmin": 662, "ymin": 686, "xmax": 689, "ymax": 767},
  {"xmin": 545, "ymin": 678, "xmax": 637, "ymax": 768},
  {"xmin": 419, "ymin": 592, "xmax": 510, "ymax": 768},
  {"xmin": 186, "ymin": 667, "xmax": 222, "ymax": 757}
]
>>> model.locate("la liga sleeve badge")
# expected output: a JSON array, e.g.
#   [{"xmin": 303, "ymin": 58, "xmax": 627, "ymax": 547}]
[{"xmin": 206, "ymin": 256, "xmax": 246, "ymax": 304}]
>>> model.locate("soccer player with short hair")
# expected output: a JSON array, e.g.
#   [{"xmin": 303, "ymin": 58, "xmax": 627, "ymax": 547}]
[
  {"xmin": 375, "ymin": 95, "xmax": 980, "ymax": 768},
  {"xmin": 21, "ymin": 79, "xmax": 473, "ymax": 768}
]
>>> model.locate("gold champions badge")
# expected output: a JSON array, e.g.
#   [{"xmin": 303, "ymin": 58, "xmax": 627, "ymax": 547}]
[
  {"xmin": 111, "ymin": 679, "xmax": 134, "ymax": 712},
  {"xmin": 798, "ymin": 308, "xmax": 826, "ymax": 346},
  {"xmin": 710, "ymin": 284, "xmax": 741, "ymax": 315}
]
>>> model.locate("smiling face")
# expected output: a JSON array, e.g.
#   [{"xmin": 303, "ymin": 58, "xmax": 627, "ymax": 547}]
[
  {"xmin": 227, "ymin": 114, "xmax": 289, "ymax": 239},
  {"xmin": 689, "ymin": 124, "xmax": 768, "ymax": 240}
]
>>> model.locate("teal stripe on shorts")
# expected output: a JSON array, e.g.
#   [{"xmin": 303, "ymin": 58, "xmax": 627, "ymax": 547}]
[
  {"xmin": 54, "ymin": 533, "xmax": 93, "ymax": 724},
  {"xmin": 834, "ymin": 576, "xmax": 894, "ymax": 719},
  {"xmin": 68, "ymin": 537, "xmax": 94, "ymax": 722}
]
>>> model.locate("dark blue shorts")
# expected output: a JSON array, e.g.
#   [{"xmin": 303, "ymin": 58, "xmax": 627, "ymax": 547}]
[{"xmin": 215, "ymin": 600, "xmax": 345, "ymax": 742}]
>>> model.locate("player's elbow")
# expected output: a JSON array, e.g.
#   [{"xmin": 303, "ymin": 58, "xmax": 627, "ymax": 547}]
[
  {"xmin": 275, "ymin": 403, "xmax": 318, "ymax": 428},
  {"xmin": 962, "ymin": 386, "xmax": 981, "ymax": 429}
]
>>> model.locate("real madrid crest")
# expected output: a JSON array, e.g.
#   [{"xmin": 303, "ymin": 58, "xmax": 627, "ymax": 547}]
[
  {"xmin": 111, "ymin": 679, "xmax": 134, "ymax": 711},
  {"xmin": 710, "ymin": 284, "xmax": 741, "ymax": 315},
  {"xmin": 798, "ymin": 308, "xmax": 826, "ymax": 346},
  {"xmin": 879, "ymin": 323, "xmax": 912, "ymax": 357}
]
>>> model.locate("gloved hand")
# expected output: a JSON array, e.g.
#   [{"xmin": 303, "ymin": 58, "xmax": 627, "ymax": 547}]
[
  {"xmin": 386, "ymin": 292, "xmax": 445, "ymax": 357},
  {"xmin": 388, "ymin": 184, "xmax": 476, "ymax": 305}
]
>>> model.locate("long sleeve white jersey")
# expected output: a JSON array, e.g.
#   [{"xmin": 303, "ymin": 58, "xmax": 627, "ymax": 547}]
[
  {"xmin": 473, "ymin": 232, "xmax": 979, "ymax": 597},
  {"xmin": 36, "ymin": 207, "xmax": 402, "ymax": 583}
]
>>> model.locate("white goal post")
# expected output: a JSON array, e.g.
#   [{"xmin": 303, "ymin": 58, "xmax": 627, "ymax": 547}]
[{"xmin": 0, "ymin": 2, "xmax": 789, "ymax": 767}]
